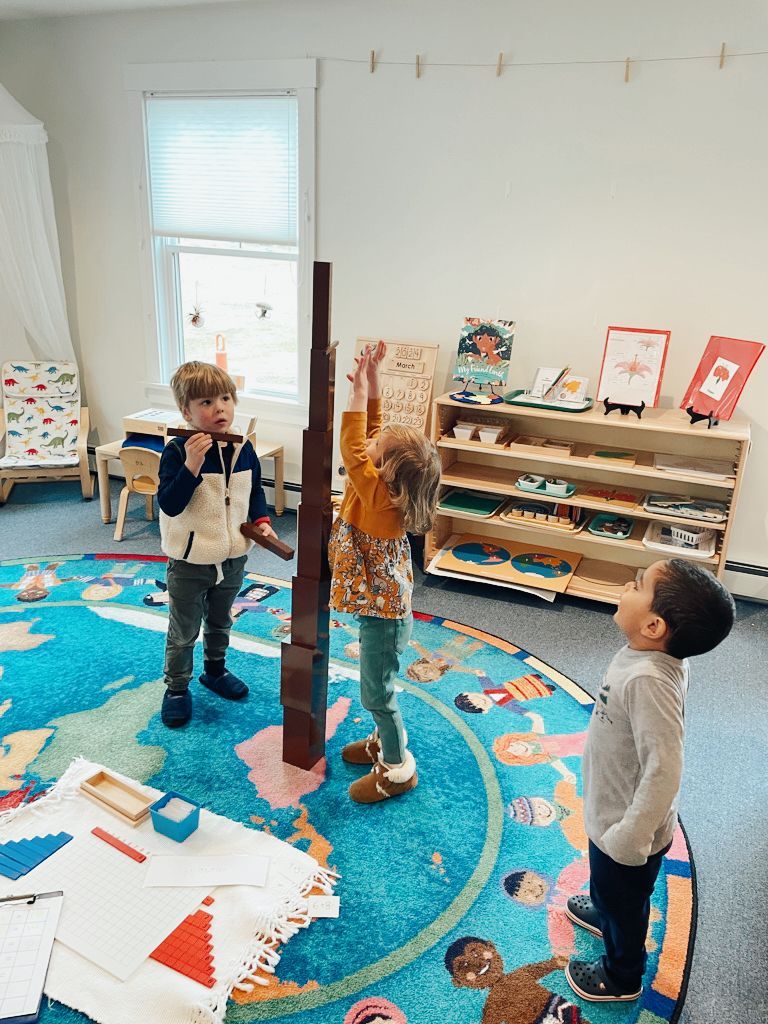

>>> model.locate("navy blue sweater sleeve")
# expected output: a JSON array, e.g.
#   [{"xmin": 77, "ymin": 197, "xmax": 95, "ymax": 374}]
[
  {"xmin": 158, "ymin": 438, "xmax": 202, "ymax": 516},
  {"xmin": 246, "ymin": 441, "xmax": 269, "ymax": 523}
]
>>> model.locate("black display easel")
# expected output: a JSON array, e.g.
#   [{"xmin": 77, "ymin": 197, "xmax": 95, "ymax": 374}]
[
  {"xmin": 603, "ymin": 398, "xmax": 646, "ymax": 420},
  {"xmin": 685, "ymin": 405, "xmax": 719, "ymax": 429}
]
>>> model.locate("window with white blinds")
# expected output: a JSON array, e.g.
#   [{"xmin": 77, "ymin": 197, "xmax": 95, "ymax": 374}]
[
  {"xmin": 142, "ymin": 83, "xmax": 314, "ymax": 405},
  {"xmin": 145, "ymin": 94, "xmax": 298, "ymax": 246}
]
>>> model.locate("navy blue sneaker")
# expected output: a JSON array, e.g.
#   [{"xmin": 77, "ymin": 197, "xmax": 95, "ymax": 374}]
[
  {"xmin": 199, "ymin": 670, "xmax": 249, "ymax": 700},
  {"xmin": 565, "ymin": 894, "xmax": 603, "ymax": 938},
  {"xmin": 161, "ymin": 689, "xmax": 192, "ymax": 727}
]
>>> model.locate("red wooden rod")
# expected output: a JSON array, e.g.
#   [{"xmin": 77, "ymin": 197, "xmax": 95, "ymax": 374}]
[{"xmin": 91, "ymin": 827, "xmax": 146, "ymax": 863}]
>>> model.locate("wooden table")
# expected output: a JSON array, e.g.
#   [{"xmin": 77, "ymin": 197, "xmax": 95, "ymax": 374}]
[{"xmin": 95, "ymin": 439, "xmax": 285, "ymax": 523}]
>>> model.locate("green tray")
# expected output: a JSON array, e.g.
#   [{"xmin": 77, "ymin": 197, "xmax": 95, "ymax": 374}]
[
  {"xmin": 503, "ymin": 389, "xmax": 594, "ymax": 413},
  {"xmin": 438, "ymin": 489, "xmax": 507, "ymax": 518}
]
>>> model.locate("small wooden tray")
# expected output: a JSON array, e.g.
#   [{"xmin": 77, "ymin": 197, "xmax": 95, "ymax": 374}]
[
  {"xmin": 505, "ymin": 434, "xmax": 575, "ymax": 457},
  {"xmin": 80, "ymin": 770, "xmax": 154, "ymax": 824}
]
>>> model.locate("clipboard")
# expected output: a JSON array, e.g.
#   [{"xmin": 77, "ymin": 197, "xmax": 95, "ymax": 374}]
[{"xmin": 0, "ymin": 891, "xmax": 63, "ymax": 1023}]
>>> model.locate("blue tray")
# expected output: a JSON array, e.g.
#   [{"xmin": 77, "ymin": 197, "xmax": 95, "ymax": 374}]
[{"xmin": 588, "ymin": 513, "xmax": 635, "ymax": 540}]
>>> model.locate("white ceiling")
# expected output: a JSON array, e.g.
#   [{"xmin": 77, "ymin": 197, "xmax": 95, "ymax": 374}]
[{"xmin": 0, "ymin": 0, "xmax": 243, "ymax": 19}]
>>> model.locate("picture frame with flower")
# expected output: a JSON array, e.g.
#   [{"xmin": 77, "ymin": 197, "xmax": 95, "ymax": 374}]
[
  {"xmin": 596, "ymin": 326, "xmax": 671, "ymax": 407},
  {"xmin": 679, "ymin": 335, "xmax": 765, "ymax": 421}
]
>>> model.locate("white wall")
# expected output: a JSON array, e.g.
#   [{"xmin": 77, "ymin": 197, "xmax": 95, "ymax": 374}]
[{"xmin": 1, "ymin": 0, "xmax": 767, "ymax": 594}]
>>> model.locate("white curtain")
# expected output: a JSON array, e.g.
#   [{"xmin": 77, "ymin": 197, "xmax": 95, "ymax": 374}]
[{"xmin": 0, "ymin": 83, "xmax": 75, "ymax": 363}]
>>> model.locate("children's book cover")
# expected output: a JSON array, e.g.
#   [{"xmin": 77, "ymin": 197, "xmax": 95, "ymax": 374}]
[{"xmin": 452, "ymin": 318, "xmax": 515, "ymax": 387}]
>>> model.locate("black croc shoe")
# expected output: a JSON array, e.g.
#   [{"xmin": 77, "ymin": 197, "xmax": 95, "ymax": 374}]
[
  {"xmin": 565, "ymin": 894, "xmax": 603, "ymax": 938},
  {"xmin": 161, "ymin": 689, "xmax": 192, "ymax": 727},
  {"xmin": 199, "ymin": 670, "xmax": 249, "ymax": 700},
  {"xmin": 565, "ymin": 958, "xmax": 642, "ymax": 1002}
]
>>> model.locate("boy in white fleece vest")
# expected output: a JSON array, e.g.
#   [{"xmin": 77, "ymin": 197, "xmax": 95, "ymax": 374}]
[
  {"xmin": 564, "ymin": 559, "xmax": 734, "ymax": 1003},
  {"xmin": 157, "ymin": 362, "xmax": 278, "ymax": 727}
]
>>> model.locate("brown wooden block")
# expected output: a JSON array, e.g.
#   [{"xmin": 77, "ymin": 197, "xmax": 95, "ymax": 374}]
[
  {"xmin": 300, "ymin": 433, "xmax": 334, "ymax": 496},
  {"xmin": 239, "ymin": 524, "xmax": 294, "ymax": 560},
  {"xmin": 282, "ymin": 707, "xmax": 327, "ymax": 769},
  {"xmin": 301, "ymin": 428, "xmax": 334, "ymax": 465},
  {"xmin": 167, "ymin": 427, "xmax": 243, "ymax": 444},
  {"xmin": 280, "ymin": 644, "xmax": 320, "ymax": 713},
  {"xmin": 311, "ymin": 262, "xmax": 332, "ymax": 352},
  {"xmin": 308, "ymin": 350, "xmax": 336, "ymax": 432},
  {"xmin": 296, "ymin": 508, "xmax": 331, "ymax": 579},
  {"xmin": 296, "ymin": 502, "xmax": 333, "ymax": 534},
  {"xmin": 290, "ymin": 576, "xmax": 330, "ymax": 648}
]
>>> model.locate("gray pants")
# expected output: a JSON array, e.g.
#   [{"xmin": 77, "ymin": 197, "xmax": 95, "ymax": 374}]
[
  {"xmin": 357, "ymin": 613, "xmax": 413, "ymax": 764},
  {"xmin": 163, "ymin": 555, "xmax": 247, "ymax": 692}
]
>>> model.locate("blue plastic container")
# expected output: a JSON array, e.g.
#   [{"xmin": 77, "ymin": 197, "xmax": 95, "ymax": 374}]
[{"xmin": 149, "ymin": 791, "xmax": 200, "ymax": 843}]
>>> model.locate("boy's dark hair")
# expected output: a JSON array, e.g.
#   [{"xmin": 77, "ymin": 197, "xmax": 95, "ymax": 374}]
[
  {"xmin": 454, "ymin": 692, "xmax": 483, "ymax": 714},
  {"xmin": 444, "ymin": 935, "xmax": 485, "ymax": 973},
  {"xmin": 652, "ymin": 559, "xmax": 735, "ymax": 659}
]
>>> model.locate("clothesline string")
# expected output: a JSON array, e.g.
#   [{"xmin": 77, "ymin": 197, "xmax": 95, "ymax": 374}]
[{"xmin": 309, "ymin": 49, "xmax": 768, "ymax": 70}]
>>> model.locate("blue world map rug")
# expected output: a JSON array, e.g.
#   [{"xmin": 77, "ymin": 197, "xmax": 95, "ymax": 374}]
[{"xmin": 0, "ymin": 555, "xmax": 694, "ymax": 1024}]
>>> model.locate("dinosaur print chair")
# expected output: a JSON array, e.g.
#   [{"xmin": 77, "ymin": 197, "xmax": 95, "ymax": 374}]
[{"xmin": 0, "ymin": 360, "xmax": 93, "ymax": 504}]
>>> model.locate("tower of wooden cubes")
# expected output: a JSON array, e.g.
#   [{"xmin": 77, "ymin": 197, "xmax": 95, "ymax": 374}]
[{"xmin": 280, "ymin": 262, "xmax": 336, "ymax": 768}]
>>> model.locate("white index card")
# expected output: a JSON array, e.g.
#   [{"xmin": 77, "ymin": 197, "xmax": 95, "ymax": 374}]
[{"xmin": 144, "ymin": 854, "xmax": 269, "ymax": 889}]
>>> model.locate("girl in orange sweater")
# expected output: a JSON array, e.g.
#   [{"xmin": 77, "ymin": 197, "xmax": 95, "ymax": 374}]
[{"xmin": 329, "ymin": 342, "xmax": 441, "ymax": 803}]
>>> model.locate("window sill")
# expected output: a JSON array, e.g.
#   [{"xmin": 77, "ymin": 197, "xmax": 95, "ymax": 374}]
[{"xmin": 144, "ymin": 383, "xmax": 308, "ymax": 427}]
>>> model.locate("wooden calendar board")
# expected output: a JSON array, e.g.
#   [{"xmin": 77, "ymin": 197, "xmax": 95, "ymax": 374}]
[{"xmin": 357, "ymin": 338, "xmax": 439, "ymax": 435}]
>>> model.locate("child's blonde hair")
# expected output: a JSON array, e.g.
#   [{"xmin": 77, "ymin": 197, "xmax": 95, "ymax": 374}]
[
  {"xmin": 378, "ymin": 426, "xmax": 441, "ymax": 535},
  {"xmin": 170, "ymin": 361, "xmax": 238, "ymax": 412}
]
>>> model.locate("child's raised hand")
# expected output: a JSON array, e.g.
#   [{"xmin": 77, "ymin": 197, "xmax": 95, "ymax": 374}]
[
  {"xmin": 347, "ymin": 348, "xmax": 370, "ymax": 411},
  {"xmin": 184, "ymin": 431, "xmax": 212, "ymax": 476},
  {"xmin": 366, "ymin": 340, "xmax": 386, "ymax": 397}
]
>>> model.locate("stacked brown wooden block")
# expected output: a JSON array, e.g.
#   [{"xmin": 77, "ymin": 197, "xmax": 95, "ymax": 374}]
[{"xmin": 280, "ymin": 262, "xmax": 337, "ymax": 769}]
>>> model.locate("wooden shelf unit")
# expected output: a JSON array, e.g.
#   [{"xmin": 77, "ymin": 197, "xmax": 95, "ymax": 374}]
[{"xmin": 427, "ymin": 394, "xmax": 751, "ymax": 605}]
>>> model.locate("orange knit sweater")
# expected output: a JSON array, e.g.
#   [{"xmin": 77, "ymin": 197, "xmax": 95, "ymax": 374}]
[{"xmin": 337, "ymin": 400, "xmax": 404, "ymax": 540}]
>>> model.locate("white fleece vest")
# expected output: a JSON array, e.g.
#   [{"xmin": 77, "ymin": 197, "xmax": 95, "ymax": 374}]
[{"xmin": 159, "ymin": 454, "xmax": 254, "ymax": 565}]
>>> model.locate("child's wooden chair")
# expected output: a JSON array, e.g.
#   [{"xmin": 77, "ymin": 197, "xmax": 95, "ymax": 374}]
[{"xmin": 114, "ymin": 446, "xmax": 162, "ymax": 541}]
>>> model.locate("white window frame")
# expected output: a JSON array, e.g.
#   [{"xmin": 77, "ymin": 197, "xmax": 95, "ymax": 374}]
[{"xmin": 125, "ymin": 60, "xmax": 316, "ymax": 424}]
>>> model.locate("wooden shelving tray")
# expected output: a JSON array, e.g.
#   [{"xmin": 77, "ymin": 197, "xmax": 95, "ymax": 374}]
[
  {"xmin": 439, "ymin": 465, "xmax": 728, "ymax": 531},
  {"xmin": 435, "ymin": 393, "xmax": 751, "ymax": 441},
  {"xmin": 433, "ymin": 508, "xmax": 720, "ymax": 565},
  {"xmin": 437, "ymin": 438, "xmax": 736, "ymax": 490}
]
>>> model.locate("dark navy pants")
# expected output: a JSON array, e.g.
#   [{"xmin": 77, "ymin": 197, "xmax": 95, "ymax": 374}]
[{"xmin": 589, "ymin": 838, "xmax": 671, "ymax": 991}]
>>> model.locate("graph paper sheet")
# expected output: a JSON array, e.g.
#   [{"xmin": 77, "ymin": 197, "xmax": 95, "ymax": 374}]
[
  {"xmin": 0, "ymin": 891, "xmax": 62, "ymax": 1022},
  {"xmin": 26, "ymin": 832, "xmax": 210, "ymax": 981}
]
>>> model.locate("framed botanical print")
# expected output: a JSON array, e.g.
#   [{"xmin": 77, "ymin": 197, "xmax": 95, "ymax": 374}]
[
  {"xmin": 680, "ymin": 335, "xmax": 765, "ymax": 421},
  {"xmin": 596, "ymin": 326, "xmax": 671, "ymax": 407}
]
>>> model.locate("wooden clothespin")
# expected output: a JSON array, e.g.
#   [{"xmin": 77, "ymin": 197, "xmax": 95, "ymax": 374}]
[
  {"xmin": 719, "ymin": 42, "xmax": 726, "ymax": 69},
  {"xmin": 370, "ymin": 49, "xmax": 376, "ymax": 73},
  {"xmin": 496, "ymin": 52, "xmax": 504, "ymax": 77},
  {"xmin": 416, "ymin": 54, "xmax": 421, "ymax": 79},
  {"xmin": 624, "ymin": 57, "xmax": 631, "ymax": 83}
]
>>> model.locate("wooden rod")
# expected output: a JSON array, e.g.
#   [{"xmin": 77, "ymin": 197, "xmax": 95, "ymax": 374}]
[
  {"xmin": 240, "ymin": 523, "xmax": 295, "ymax": 561},
  {"xmin": 166, "ymin": 426, "xmax": 243, "ymax": 444}
]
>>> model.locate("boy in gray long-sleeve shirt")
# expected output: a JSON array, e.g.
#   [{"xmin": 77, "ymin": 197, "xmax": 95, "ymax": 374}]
[{"xmin": 564, "ymin": 558, "xmax": 735, "ymax": 1004}]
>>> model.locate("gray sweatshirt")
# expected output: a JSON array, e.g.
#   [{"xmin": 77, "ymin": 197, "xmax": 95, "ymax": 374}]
[{"xmin": 582, "ymin": 645, "xmax": 689, "ymax": 866}]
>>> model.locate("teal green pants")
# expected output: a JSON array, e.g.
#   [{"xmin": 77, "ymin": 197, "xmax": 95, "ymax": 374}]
[
  {"xmin": 163, "ymin": 555, "xmax": 247, "ymax": 692},
  {"xmin": 357, "ymin": 612, "xmax": 413, "ymax": 765}
]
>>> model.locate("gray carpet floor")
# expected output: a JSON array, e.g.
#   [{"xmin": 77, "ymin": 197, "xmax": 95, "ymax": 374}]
[{"xmin": 1, "ymin": 477, "xmax": 766, "ymax": 1022}]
